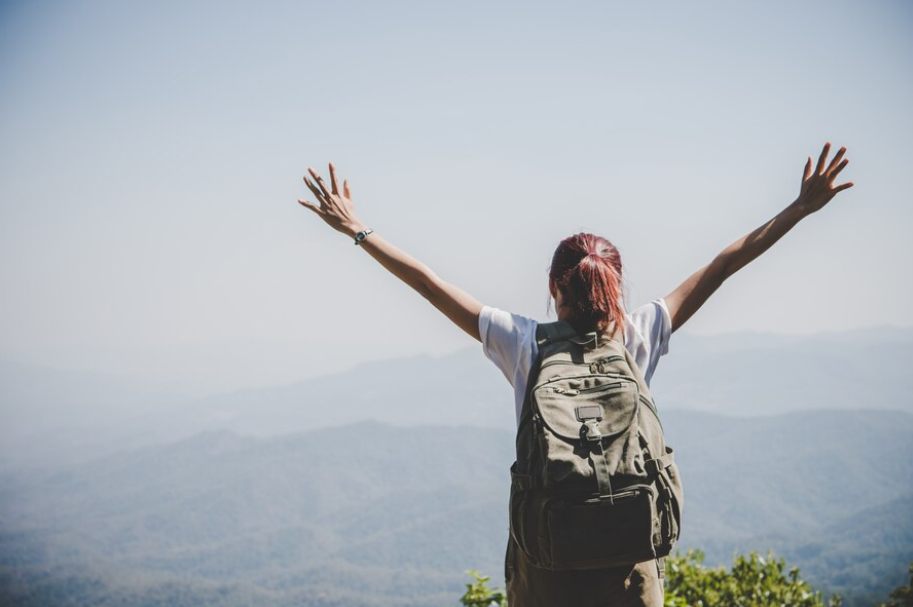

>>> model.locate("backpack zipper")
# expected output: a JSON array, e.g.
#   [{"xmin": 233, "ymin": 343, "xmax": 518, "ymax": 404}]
[
  {"xmin": 548, "ymin": 381, "xmax": 624, "ymax": 395},
  {"xmin": 536, "ymin": 371, "xmax": 635, "ymax": 389}
]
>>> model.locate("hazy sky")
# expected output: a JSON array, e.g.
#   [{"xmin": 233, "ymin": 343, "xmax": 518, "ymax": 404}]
[{"xmin": 1, "ymin": 0, "xmax": 911, "ymax": 394}]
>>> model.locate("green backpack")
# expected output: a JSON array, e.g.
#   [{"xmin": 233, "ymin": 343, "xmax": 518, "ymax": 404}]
[{"xmin": 508, "ymin": 319, "xmax": 684, "ymax": 571}]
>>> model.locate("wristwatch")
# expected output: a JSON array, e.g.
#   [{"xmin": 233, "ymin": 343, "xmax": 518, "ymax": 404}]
[{"xmin": 354, "ymin": 228, "xmax": 374, "ymax": 245}]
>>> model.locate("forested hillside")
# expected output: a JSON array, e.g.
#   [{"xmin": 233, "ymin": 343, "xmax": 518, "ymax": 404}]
[{"xmin": 2, "ymin": 411, "xmax": 911, "ymax": 607}]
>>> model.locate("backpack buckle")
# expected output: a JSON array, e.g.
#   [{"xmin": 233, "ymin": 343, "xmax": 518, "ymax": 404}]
[
  {"xmin": 644, "ymin": 458, "xmax": 664, "ymax": 475},
  {"xmin": 576, "ymin": 406, "xmax": 604, "ymax": 442},
  {"xmin": 581, "ymin": 419, "xmax": 602, "ymax": 442}
]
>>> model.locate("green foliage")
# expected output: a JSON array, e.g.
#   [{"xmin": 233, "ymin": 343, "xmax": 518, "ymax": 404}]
[
  {"xmin": 663, "ymin": 550, "xmax": 842, "ymax": 607},
  {"xmin": 460, "ymin": 570, "xmax": 507, "ymax": 607},
  {"xmin": 464, "ymin": 551, "xmax": 851, "ymax": 607},
  {"xmin": 878, "ymin": 563, "xmax": 913, "ymax": 607}
]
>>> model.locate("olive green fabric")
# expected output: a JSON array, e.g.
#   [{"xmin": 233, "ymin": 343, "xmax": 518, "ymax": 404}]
[
  {"xmin": 505, "ymin": 535, "xmax": 664, "ymax": 607},
  {"xmin": 507, "ymin": 318, "xmax": 684, "ymax": 599}
]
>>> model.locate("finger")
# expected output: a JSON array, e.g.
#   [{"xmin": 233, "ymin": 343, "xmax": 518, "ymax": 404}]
[
  {"xmin": 303, "ymin": 176, "xmax": 327, "ymax": 206},
  {"xmin": 297, "ymin": 198, "xmax": 323, "ymax": 214},
  {"xmin": 343, "ymin": 179, "xmax": 351, "ymax": 199},
  {"xmin": 825, "ymin": 146, "xmax": 847, "ymax": 176},
  {"xmin": 833, "ymin": 181, "xmax": 854, "ymax": 193},
  {"xmin": 308, "ymin": 166, "xmax": 333, "ymax": 200},
  {"xmin": 329, "ymin": 162, "xmax": 340, "ymax": 195},
  {"xmin": 803, "ymin": 156, "xmax": 812, "ymax": 183},
  {"xmin": 828, "ymin": 158, "xmax": 849, "ymax": 182},
  {"xmin": 303, "ymin": 176, "xmax": 324, "ymax": 202},
  {"xmin": 815, "ymin": 141, "xmax": 831, "ymax": 175}
]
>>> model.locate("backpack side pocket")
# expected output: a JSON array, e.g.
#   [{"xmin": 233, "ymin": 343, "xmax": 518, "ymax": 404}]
[
  {"xmin": 509, "ymin": 462, "xmax": 541, "ymax": 567},
  {"xmin": 648, "ymin": 447, "xmax": 683, "ymax": 557}
]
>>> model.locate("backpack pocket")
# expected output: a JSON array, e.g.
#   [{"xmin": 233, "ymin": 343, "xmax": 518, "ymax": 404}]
[
  {"xmin": 533, "ymin": 376, "xmax": 641, "ymax": 487},
  {"xmin": 652, "ymin": 456, "xmax": 684, "ymax": 557},
  {"xmin": 539, "ymin": 484, "xmax": 658, "ymax": 570},
  {"xmin": 509, "ymin": 462, "xmax": 542, "ymax": 565},
  {"xmin": 510, "ymin": 483, "xmax": 659, "ymax": 571},
  {"xmin": 534, "ymin": 376, "xmax": 639, "ymax": 442}
]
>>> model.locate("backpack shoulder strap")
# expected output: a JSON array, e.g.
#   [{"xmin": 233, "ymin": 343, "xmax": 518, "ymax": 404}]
[
  {"xmin": 537, "ymin": 320, "xmax": 625, "ymax": 350},
  {"xmin": 516, "ymin": 321, "xmax": 578, "ymax": 438}
]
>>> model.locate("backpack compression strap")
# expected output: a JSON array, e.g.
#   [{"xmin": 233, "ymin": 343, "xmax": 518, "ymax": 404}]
[{"xmin": 590, "ymin": 436, "xmax": 616, "ymax": 504}]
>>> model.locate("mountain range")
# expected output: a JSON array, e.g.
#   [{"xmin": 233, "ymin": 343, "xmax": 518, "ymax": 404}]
[
  {"xmin": 1, "ymin": 325, "xmax": 912, "ymax": 606},
  {"xmin": 2, "ymin": 411, "xmax": 911, "ymax": 607},
  {"xmin": 3, "ymin": 325, "xmax": 911, "ymax": 469}
]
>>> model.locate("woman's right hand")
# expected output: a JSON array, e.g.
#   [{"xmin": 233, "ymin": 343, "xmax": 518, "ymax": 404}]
[
  {"xmin": 296, "ymin": 162, "xmax": 483, "ymax": 341},
  {"xmin": 298, "ymin": 163, "xmax": 367, "ymax": 238}
]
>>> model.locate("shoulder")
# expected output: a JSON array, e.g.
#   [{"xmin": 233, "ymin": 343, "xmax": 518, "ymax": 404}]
[
  {"xmin": 479, "ymin": 305, "xmax": 539, "ymax": 350},
  {"xmin": 478, "ymin": 305, "xmax": 540, "ymax": 384},
  {"xmin": 624, "ymin": 298, "xmax": 672, "ymax": 355},
  {"xmin": 623, "ymin": 298, "xmax": 672, "ymax": 387}
]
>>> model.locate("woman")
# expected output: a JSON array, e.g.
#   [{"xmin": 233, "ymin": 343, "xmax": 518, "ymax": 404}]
[{"xmin": 297, "ymin": 142, "xmax": 853, "ymax": 606}]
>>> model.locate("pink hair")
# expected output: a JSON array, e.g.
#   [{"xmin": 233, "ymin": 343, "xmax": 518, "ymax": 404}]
[{"xmin": 548, "ymin": 233, "xmax": 626, "ymax": 341}]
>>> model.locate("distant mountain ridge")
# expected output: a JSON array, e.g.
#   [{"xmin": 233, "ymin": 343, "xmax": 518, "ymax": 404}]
[
  {"xmin": 125, "ymin": 324, "xmax": 913, "ymax": 443},
  {"xmin": 2, "ymin": 324, "xmax": 912, "ymax": 469},
  {"xmin": 2, "ymin": 410, "xmax": 911, "ymax": 607}
]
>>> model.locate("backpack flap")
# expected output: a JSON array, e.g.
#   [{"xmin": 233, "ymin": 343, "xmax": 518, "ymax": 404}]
[
  {"xmin": 532, "ymin": 375, "xmax": 644, "ymax": 491},
  {"xmin": 534, "ymin": 377, "xmax": 639, "ymax": 442}
]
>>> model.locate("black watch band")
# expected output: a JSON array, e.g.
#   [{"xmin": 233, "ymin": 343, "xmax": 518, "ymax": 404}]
[{"xmin": 354, "ymin": 228, "xmax": 374, "ymax": 245}]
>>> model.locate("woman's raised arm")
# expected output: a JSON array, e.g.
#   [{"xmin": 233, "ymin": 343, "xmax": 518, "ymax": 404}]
[
  {"xmin": 298, "ymin": 163, "xmax": 483, "ymax": 342},
  {"xmin": 663, "ymin": 142, "xmax": 854, "ymax": 333}
]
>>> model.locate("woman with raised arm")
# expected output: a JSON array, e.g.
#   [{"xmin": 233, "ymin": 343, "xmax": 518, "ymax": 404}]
[{"xmin": 297, "ymin": 142, "xmax": 853, "ymax": 606}]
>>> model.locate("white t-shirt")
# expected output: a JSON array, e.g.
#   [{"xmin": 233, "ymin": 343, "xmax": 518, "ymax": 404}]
[{"xmin": 479, "ymin": 298, "xmax": 673, "ymax": 426}]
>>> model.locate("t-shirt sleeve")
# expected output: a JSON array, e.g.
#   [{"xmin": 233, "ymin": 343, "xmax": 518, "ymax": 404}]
[
  {"xmin": 478, "ymin": 305, "xmax": 538, "ymax": 388},
  {"xmin": 625, "ymin": 297, "xmax": 672, "ymax": 385}
]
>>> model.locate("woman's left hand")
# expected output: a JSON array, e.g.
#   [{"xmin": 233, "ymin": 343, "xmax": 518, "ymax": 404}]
[{"xmin": 791, "ymin": 142, "xmax": 854, "ymax": 216}]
